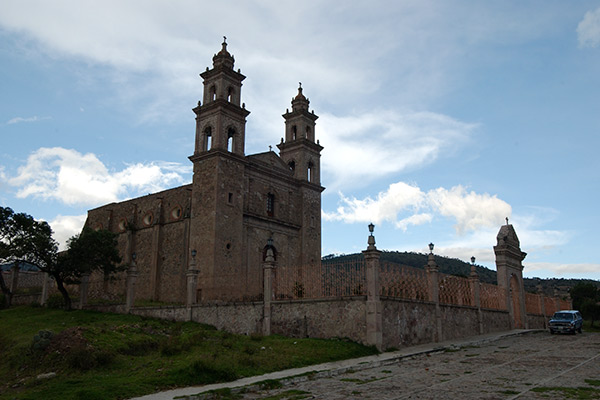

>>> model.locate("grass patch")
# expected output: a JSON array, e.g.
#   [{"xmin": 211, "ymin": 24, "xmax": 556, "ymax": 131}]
[
  {"xmin": 0, "ymin": 306, "xmax": 378, "ymax": 400},
  {"xmin": 531, "ymin": 386, "xmax": 600, "ymax": 399},
  {"xmin": 444, "ymin": 348, "xmax": 461, "ymax": 353},
  {"xmin": 583, "ymin": 320, "xmax": 600, "ymax": 333},
  {"xmin": 586, "ymin": 379, "xmax": 600, "ymax": 386},
  {"xmin": 257, "ymin": 379, "xmax": 283, "ymax": 390},
  {"xmin": 498, "ymin": 390, "xmax": 519, "ymax": 395}
]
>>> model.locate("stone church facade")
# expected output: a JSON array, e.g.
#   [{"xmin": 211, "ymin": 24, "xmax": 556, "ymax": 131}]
[{"xmin": 84, "ymin": 40, "xmax": 324, "ymax": 303}]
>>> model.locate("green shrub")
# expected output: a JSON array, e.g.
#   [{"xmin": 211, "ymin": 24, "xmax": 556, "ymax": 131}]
[{"xmin": 31, "ymin": 330, "xmax": 54, "ymax": 352}]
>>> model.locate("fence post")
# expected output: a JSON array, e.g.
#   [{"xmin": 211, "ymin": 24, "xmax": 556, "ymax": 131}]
[
  {"xmin": 126, "ymin": 257, "xmax": 139, "ymax": 313},
  {"xmin": 9, "ymin": 262, "xmax": 19, "ymax": 293},
  {"xmin": 425, "ymin": 246, "xmax": 442, "ymax": 342},
  {"xmin": 40, "ymin": 273, "xmax": 52, "ymax": 306},
  {"xmin": 79, "ymin": 273, "xmax": 90, "ymax": 309},
  {"xmin": 363, "ymin": 224, "xmax": 382, "ymax": 351},
  {"xmin": 263, "ymin": 247, "xmax": 275, "ymax": 336},
  {"xmin": 469, "ymin": 266, "xmax": 483, "ymax": 334}
]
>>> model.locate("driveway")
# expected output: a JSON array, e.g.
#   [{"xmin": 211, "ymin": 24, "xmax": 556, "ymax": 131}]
[{"xmin": 230, "ymin": 331, "xmax": 600, "ymax": 399}]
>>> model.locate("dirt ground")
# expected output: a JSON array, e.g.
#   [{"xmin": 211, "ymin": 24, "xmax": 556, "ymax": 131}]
[{"xmin": 236, "ymin": 331, "xmax": 600, "ymax": 400}]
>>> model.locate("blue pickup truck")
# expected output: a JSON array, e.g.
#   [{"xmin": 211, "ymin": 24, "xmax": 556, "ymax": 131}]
[{"xmin": 548, "ymin": 310, "xmax": 583, "ymax": 334}]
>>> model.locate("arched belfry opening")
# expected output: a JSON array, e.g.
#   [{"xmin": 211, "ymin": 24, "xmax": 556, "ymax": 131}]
[
  {"xmin": 227, "ymin": 127, "xmax": 236, "ymax": 152},
  {"xmin": 204, "ymin": 126, "xmax": 213, "ymax": 151}
]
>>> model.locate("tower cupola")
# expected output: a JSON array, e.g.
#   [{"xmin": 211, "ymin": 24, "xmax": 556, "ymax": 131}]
[
  {"xmin": 212, "ymin": 37, "xmax": 235, "ymax": 69},
  {"xmin": 291, "ymin": 84, "xmax": 309, "ymax": 112}
]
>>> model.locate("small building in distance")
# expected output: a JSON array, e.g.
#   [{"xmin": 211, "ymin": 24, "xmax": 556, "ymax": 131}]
[{"xmin": 84, "ymin": 39, "xmax": 324, "ymax": 303}]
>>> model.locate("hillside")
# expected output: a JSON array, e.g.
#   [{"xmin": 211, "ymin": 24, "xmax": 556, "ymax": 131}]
[
  {"xmin": 0, "ymin": 306, "xmax": 377, "ymax": 400},
  {"xmin": 323, "ymin": 251, "xmax": 599, "ymax": 297}
]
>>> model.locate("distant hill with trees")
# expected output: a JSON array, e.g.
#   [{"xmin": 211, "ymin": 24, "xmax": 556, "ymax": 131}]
[{"xmin": 322, "ymin": 251, "xmax": 599, "ymax": 298}]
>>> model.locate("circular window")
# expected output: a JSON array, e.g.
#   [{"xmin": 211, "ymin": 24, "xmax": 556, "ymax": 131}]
[
  {"xmin": 171, "ymin": 206, "xmax": 182, "ymax": 221},
  {"xmin": 143, "ymin": 212, "xmax": 154, "ymax": 226},
  {"xmin": 225, "ymin": 242, "xmax": 232, "ymax": 250}
]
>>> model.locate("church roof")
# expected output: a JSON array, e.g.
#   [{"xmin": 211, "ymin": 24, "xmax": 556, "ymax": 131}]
[{"xmin": 247, "ymin": 151, "xmax": 292, "ymax": 173}]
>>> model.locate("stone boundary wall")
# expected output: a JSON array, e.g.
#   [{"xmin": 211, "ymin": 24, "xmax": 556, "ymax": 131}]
[
  {"xmin": 82, "ymin": 296, "xmax": 548, "ymax": 351},
  {"xmin": 271, "ymin": 297, "xmax": 367, "ymax": 344}
]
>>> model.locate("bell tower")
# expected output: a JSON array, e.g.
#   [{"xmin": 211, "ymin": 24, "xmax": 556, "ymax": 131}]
[
  {"xmin": 192, "ymin": 37, "xmax": 250, "ymax": 155},
  {"xmin": 278, "ymin": 85, "xmax": 324, "ymax": 266},
  {"xmin": 188, "ymin": 38, "xmax": 250, "ymax": 301},
  {"xmin": 278, "ymin": 84, "xmax": 323, "ymax": 185}
]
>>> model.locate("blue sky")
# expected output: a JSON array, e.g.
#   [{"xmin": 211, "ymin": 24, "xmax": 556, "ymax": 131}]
[{"xmin": 1, "ymin": 1, "xmax": 599, "ymax": 280}]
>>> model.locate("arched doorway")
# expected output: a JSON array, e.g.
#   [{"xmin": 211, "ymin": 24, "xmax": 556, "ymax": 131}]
[{"xmin": 510, "ymin": 274, "xmax": 523, "ymax": 328}]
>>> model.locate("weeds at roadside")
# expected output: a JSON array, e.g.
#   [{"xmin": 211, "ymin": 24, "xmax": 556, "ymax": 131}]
[{"xmin": 531, "ymin": 386, "xmax": 600, "ymax": 399}]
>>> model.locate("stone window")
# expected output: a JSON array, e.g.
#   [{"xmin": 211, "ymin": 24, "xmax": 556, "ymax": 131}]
[
  {"xmin": 210, "ymin": 85, "xmax": 217, "ymax": 101},
  {"xmin": 227, "ymin": 87, "xmax": 233, "ymax": 102},
  {"xmin": 267, "ymin": 193, "xmax": 275, "ymax": 217},
  {"xmin": 228, "ymin": 192, "xmax": 233, "ymax": 204},
  {"xmin": 307, "ymin": 161, "xmax": 314, "ymax": 182},
  {"xmin": 288, "ymin": 160, "xmax": 295, "ymax": 173},
  {"xmin": 143, "ymin": 212, "xmax": 154, "ymax": 227},
  {"xmin": 118, "ymin": 218, "xmax": 128, "ymax": 232},
  {"xmin": 292, "ymin": 125, "xmax": 297, "ymax": 140},
  {"xmin": 170, "ymin": 206, "xmax": 182, "ymax": 221}
]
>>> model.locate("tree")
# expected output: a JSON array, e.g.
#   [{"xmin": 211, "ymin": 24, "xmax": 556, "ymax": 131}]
[
  {"xmin": 0, "ymin": 207, "xmax": 57, "ymax": 307},
  {"xmin": 54, "ymin": 228, "xmax": 123, "ymax": 310},
  {"xmin": 581, "ymin": 298, "xmax": 600, "ymax": 328},
  {"xmin": 0, "ymin": 206, "xmax": 123, "ymax": 310},
  {"xmin": 570, "ymin": 282, "xmax": 600, "ymax": 327},
  {"xmin": 570, "ymin": 282, "xmax": 599, "ymax": 311}
]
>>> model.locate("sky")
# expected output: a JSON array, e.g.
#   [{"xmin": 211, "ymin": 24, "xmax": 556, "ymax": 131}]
[{"xmin": 1, "ymin": 1, "xmax": 599, "ymax": 281}]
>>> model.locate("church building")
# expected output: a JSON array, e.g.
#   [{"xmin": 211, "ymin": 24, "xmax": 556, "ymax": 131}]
[{"xmin": 84, "ymin": 40, "xmax": 324, "ymax": 303}]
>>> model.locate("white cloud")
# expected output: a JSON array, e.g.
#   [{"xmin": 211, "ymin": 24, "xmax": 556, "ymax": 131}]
[
  {"xmin": 526, "ymin": 262, "xmax": 600, "ymax": 278},
  {"xmin": 8, "ymin": 147, "xmax": 190, "ymax": 206},
  {"xmin": 320, "ymin": 110, "xmax": 477, "ymax": 190},
  {"xmin": 324, "ymin": 182, "xmax": 510, "ymax": 235},
  {"xmin": 577, "ymin": 7, "xmax": 600, "ymax": 48},
  {"xmin": 6, "ymin": 116, "xmax": 50, "ymax": 125},
  {"xmin": 48, "ymin": 214, "xmax": 87, "ymax": 251},
  {"xmin": 428, "ymin": 186, "xmax": 511, "ymax": 234}
]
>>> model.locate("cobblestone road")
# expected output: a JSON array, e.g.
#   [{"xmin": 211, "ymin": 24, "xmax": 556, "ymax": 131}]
[{"xmin": 236, "ymin": 332, "xmax": 600, "ymax": 400}]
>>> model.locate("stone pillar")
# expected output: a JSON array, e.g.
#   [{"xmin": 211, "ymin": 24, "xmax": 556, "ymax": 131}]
[
  {"xmin": 9, "ymin": 263, "xmax": 19, "ymax": 293},
  {"xmin": 40, "ymin": 273, "xmax": 52, "ymax": 306},
  {"xmin": 494, "ymin": 223, "xmax": 527, "ymax": 330},
  {"xmin": 553, "ymin": 289, "xmax": 561, "ymax": 313},
  {"xmin": 186, "ymin": 251, "xmax": 199, "ymax": 311},
  {"xmin": 363, "ymin": 225, "xmax": 382, "ymax": 351},
  {"xmin": 78, "ymin": 273, "xmax": 90, "ymax": 310},
  {"xmin": 539, "ymin": 291, "xmax": 547, "ymax": 329},
  {"xmin": 469, "ymin": 266, "xmax": 483, "ymax": 334},
  {"xmin": 125, "ymin": 258, "xmax": 139, "ymax": 313},
  {"xmin": 263, "ymin": 248, "xmax": 275, "ymax": 336},
  {"xmin": 425, "ymin": 249, "xmax": 442, "ymax": 342}
]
